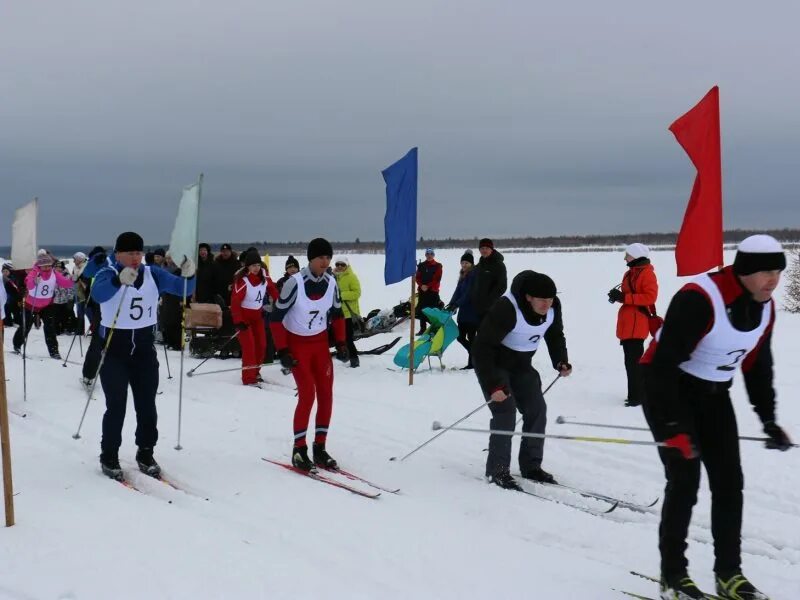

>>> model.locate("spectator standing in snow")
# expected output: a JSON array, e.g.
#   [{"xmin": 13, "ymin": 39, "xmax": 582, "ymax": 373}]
[
  {"xmin": 447, "ymin": 250, "xmax": 479, "ymax": 369},
  {"xmin": 608, "ymin": 243, "xmax": 659, "ymax": 407},
  {"xmin": 334, "ymin": 256, "xmax": 362, "ymax": 368},
  {"xmin": 415, "ymin": 249, "xmax": 443, "ymax": 335},
  {"xmin": 471, "ymin": 238, "xmax": 507, "ymax": 322}
]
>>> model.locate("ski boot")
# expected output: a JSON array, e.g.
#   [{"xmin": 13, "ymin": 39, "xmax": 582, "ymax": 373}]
[
  {"xmin": 292, "ymin": 445, "xmax": 316, "ymax": 472},
  {"xmin": 100, "ymin": 451, "xmax": 124, "ymax": 481},
  {"xmin": 50, "ymin": 351, "xmax": 62, "ymax": 360},
  {"xmin": 136, "ymin": 447, "xmax": 162, "ymax": 477},
  {"xmin": 349, "ymin": 355, "xmax": 360, "ymax": 368},
  {"xmin": 313, "ymin": 443, "xmax": 338, "ymax": 469},
  {"xmin": 520, "ymin": 466, "xmax": 558, "ymax": 485},
  {"xmin": 659, "ymin": 574, "xmax": 707, "ymax": 599},
  {"xmin": 80, "ymin": 377, "xmax": 93, "ymax": 390},
  {"xmin": 488, "ymin": 466, "xmax": 523, "ymax": 491},
  {"xmin": 715, "ymin": 572, "xmax": 769, "ymax": 600}
]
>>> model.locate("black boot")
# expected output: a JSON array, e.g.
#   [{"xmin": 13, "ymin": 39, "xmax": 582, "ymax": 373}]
[
  {"xmin": 520, "ymin": 466, "xmax": 558, "ymax": 485},
  {"xmin": 135, "ymin": 447, "xmax": 162, "ymax": 477},
  {"xmin": 292, "ymin": 445, "xmax": 316, "ymax": 472},
  {"xmin": 313, "ymin": 442, "xmax": 338, "ymax": 469},
  {"xmin": 100, "ymin": 451, "xmax": 123, "ymax": 481},
  {"xmin": 349, "ymin": 355, "xmax": 360, "ymax": 368},
  {"xmin": 488, "ymin": 466, "xmax": 523, "ymax": 491}
]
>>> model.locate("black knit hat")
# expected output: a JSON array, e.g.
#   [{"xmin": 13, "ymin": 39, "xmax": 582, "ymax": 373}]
[
  {"xmin": 479, "ymin": 238, "xmax": 494, "ymax": 249},
  {"xmin": 199, "ymin": 243, "xmax": 211, "ymax": 253},
  {"xmin": 521, "ymin": 272, "xmax": 557, "ymax": 299},
  {"xmin": 153, "ymin": 248, "xmax": 166, "ymax": 257},
  {"xmin": 115, "ymin": 232, "xmax": 144, "ymax": 252},
  {"xmin": 244, "ymin": 250, "xmax": 262, "ymax": 267},
  {"xmin": 307, "ymin": 237, "xmax": 333, "ymax": 261},
  {"xmin": 460, "ymin": 250, "xmax": 475, "ymax": 265},
  {"xmin": 286, "ymin": 255, "xmax": 300, "ymax": 270},
  {"xmin": 733, "ymin": 235, "xmax": 786, "ymax": 276}
]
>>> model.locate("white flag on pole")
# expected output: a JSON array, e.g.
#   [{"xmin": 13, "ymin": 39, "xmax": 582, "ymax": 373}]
[
  {"xmin": 11, "ymin": 198, "xmax": 38, "ymax": 270},
  {"xmin": 167, "ymin": 175, "xmax": 202, "ymax": 266}
]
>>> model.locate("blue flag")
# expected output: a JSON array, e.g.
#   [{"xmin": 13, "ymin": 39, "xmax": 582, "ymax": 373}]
[{"xmin": 382, "ymin": 147, "xmax": 418, "ymax": 285}]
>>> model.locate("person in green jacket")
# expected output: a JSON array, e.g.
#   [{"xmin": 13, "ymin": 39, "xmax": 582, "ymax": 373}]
[{"xmin": 334, "ymin": 256, "xmax": 361, "ymax": 368}]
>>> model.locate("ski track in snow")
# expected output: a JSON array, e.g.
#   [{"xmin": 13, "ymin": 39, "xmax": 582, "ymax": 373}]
[{"xmin": 2, "ymin": 249, "xmax": 799, "ymax": 599}]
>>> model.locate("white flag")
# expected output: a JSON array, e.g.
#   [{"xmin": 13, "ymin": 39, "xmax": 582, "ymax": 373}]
[
  {"xmin": 167, "ymin": 175, "xmax": 202, "ymax": 266},
  {"xmin": 11, "ymin": 198, "xmax": 38, "ymax": 270}
]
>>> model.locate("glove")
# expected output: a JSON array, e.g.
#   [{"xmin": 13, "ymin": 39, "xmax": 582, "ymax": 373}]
[
  {"xmin": 662, "ymin": 422, "xmax": 698, "ymax": 459},
  {"xmin": 180, "ymin": 257, "xmax": 196, "ymax": 278},
  {"xmin": 118, "ymin": 267, "xmax": 138, "ymax": 286},
  {"xmin": 763, "ymin": 421, "xmax": 793, "ymax": 451},
  {"xmin": 278, "ymin": 348, "xmax": 297, "ymax": 370},
  {"xmin": 445, "ymin": 303, "xmax": 457, "ymax": 313},
  {"xmin": 234, "ymin": 322, "xmax": 248, "ymax": 332},
  {"xmin": 556, "ymin": 361, "xmax": 572, "ymax": 376},
  {"xmin": 93, "ymin": 252, "xmax": 107, "ymax": 266},
  {"xmin": 607, "ymin": 288, "xmax": 624, "ymax": 303},
  {"xmin": 335, "ymin": 344, "xmax": 349, "ymax": 363}
]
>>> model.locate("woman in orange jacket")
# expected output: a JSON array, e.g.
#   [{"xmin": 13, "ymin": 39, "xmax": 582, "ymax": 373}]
[{"xmin": 608, "ymin": 243, "xmax": 658, "ymax": 407}]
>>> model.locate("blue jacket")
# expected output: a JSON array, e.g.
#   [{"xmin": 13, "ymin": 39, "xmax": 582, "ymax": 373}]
[
  {"xmin": 448, "ymin": 269, "xmax": 479, "ymax": 325},
  {"xmin": 91, "ymin": 262, "xmax": 195, "ymax": 350}
]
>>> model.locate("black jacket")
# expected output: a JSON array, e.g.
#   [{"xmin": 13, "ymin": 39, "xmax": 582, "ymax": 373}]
[
  {"xmin": 195, "ymin": 255, "xmax": 216, "ymax": 303},
  {"xmin": 472, "ymin": 271, "xmax": 568, "ymax": 393},
  {"xmin": 471, "ymin": 250, "xmax": 507, "ymax": 317},
  {"xmin": 212, "ymin": 254, "xmax": 241, "ymax": 305},
  {"xmin": 643, "ymin": 266, "xmax": 776, "ymax": 430}
]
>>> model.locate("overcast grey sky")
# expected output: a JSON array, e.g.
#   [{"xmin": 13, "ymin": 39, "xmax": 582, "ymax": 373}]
[{"xmin": 1, "ymin": 1, "xmax": 798, "ymax": 246}]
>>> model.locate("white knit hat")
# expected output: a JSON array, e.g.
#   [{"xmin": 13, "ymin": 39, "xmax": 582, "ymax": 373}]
[{"xmin": 625, "ymin": 243, "xmax": 650, "ymax": 259}]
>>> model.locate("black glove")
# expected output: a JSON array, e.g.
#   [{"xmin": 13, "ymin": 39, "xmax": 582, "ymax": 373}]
[
  {"xmin": 763, "ymin": 421, "xmax": 793, "ymax": 451},
  {"xmin": 234, "ymin": 322, "xmax": 248, "ymax": 332},
  {"xmin": 607, "ymin": 288, "xmax": 624, "ymax": 303},
  {"xmin": 93, "ymin": 252, "xmax": 107, "ymax": 266},
  {"xmin": 278, "ymin": 348, "xmax": 297, "ymax": 370},
  {"xmin": 556, "ymin": 361, "xmax": 572, "ymax": 375},
  {"xmin": 444, "ymin": 303, "xmax": 455, "ymax": 312},
  {"xmin": 335, "ymin": 344, "xmax": 349, "ymax": 363}
]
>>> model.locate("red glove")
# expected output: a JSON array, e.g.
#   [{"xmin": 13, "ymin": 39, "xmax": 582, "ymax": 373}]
[{"xmin": 664, "ymin": 433, "xmax": 698, "ymax": 460}]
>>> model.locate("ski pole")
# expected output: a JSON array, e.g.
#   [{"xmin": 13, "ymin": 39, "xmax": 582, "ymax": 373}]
[
  {"xmin": 78, "ymin": 329, "xmax": 83, "ymax": 357},
  {"xmin": 175, "ymin": 277, "xmax": 187, "ymax": 450},
  {"xmin": 432, "ymin": 422, "xmax": 677, "ymax": 449},
  {"xmin": 73, "ymin": 286, "xmax": 129, "ymax": 440},
  {"xmin": 186, "ymin": 361, "xmax": 281, "ymax": 378},
  {"xmin": 21, "ymin": 278, "xmax": 40, "ymax": 403},
  {"xmin": 515, "ymin": 373, "xmax": 561, "ymax": 426},
  {"xmin": 62, "ymin": 330, "xmax": 79, "ymax": 367},
  {"xmin": 184, "ymin": 330, "xmax": 241, "ymax": 377},
  {"xmin": 389, "ymin": 399, "xmax": 493, "ymax": 462},
  {"xmin": 163, "ymin": 343, "xmax": 173, "ymax": 379},
  {"xmin": 555, "ymin": 416, "xmax": 799, "ymax": 447}
]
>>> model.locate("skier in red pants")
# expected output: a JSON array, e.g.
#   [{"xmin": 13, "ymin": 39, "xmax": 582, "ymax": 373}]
[
  {"xmin": 270, "ymin": 238, "xmax": 349, "ymax": 471},
  {"xmin": 231, "ymin": 250, "xmax": 278, "ymax": 386}
]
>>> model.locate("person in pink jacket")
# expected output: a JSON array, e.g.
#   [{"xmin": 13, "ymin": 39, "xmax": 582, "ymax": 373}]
[{"xmin": 12, "ymin": 254, "xmax": 74, "ymax": 359}]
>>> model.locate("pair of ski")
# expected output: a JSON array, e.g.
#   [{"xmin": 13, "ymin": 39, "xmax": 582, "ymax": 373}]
[
  {"xmin": 108, "ymin": 468, "xmax": 207, "ymax": 501},
  {"xmin": 262, "ymin": 457, "xmax": 400, "ymax": 499},
  {"xmin": 535, "ymin": 480, "xmax": 659, "ymax": 514},
  {"xmin": 616, "ymin": 571, "xmax": 723, "ymax": 599}
]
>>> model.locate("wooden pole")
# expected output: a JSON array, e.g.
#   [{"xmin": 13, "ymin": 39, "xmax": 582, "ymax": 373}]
[
  {"xmin": 408, "ymin": 276, "xmax": 416, "ymax": 386},
  {"xmin": 0, "ymin": 328, "xmax": 16, "ymax": 526}
]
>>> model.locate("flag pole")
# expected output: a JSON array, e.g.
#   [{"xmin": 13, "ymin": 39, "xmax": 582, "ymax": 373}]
[
  {"xmin": 408, "ymin": 276, "xmax": 415, "ymax": 386},
  {"xmin": 0, "ymin": 328, "xmax": 16, "ymax": 527}
]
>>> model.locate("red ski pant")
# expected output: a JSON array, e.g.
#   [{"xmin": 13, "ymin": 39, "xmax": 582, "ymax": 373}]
[
  {"xmin": 288, "ymin": 333, "xmax": 334, "ymax": 447},
  {"xmin": 239, "ymin": 308, "xmax": 265, "ymax": 384}
]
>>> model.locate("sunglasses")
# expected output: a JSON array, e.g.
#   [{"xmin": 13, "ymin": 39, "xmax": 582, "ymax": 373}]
[{"xmin": 335, "ymin": 262, "xmax": 347, "ymax": 268}]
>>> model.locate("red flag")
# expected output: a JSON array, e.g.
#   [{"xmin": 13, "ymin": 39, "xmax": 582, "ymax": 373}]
[{"xmin": 670, "ymin": 86, "xmax": 723, "ymax": 276}]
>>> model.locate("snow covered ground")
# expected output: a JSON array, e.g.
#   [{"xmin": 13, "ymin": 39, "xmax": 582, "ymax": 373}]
[{"xmin": 1, "ymin": 249, "xmax": 798, "ymax": 599}]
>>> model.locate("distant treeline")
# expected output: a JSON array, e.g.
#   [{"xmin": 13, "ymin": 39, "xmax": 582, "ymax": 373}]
[{"xmin": 3, "ymin": 228, "xmax": 799, "ymax": 259}]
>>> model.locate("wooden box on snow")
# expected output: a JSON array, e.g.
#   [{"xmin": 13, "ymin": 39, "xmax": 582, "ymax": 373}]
[{"xmin": 185, "ymin": 303, "xmax": 222, "ymax": 329}]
